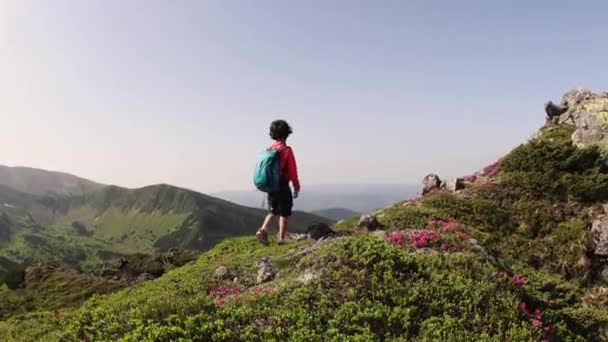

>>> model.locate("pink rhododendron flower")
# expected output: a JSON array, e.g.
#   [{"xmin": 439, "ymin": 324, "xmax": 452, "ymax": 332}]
[
  {"xmin": 543, "ymin": 325, "xmax": 552, "ymax": 332},
  {"xmin": 512, "ymin": 275, "xmax": 525, "ymax": 286},
  {"xmin": 217, "ymin": 298, "xmax": 225, "ymax": 305},
  {"xmin": 386, "ymin": 231, "xmax": 406, "ymax": 246},
  {"xmin": 407, "ymin": 231, "xmax": 441, "ymax": 248},
  {"xmin": 533, "ymin": 319, "xmax": 542, "ymax": 327},
  {"xmin": 519, "ymin": 302, "xmax": 530, "ymax": 316},
  {"xmin": 441, "ymin": 243, "xmax": 449, "ymax": 250},
  {"xmin": 534, "ymin": 309, "xmax": 542, "ymax": 319}
]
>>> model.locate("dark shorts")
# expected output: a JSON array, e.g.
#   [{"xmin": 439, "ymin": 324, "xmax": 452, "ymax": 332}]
[{"xmin": 268, "ymin": 181, "xmax": 293, "ymax": 217}]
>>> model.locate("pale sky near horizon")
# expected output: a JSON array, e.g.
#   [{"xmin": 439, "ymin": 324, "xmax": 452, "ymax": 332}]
[{"xmin": 1, "ymin": 1, "xmax": 607, "ymax": 193}]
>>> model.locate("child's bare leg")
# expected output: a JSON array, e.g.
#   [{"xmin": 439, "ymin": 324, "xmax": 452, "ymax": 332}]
[
  {"xmin": 259, "ymin": 213, "xmax": 274, "ymax": 232},
  {"xmin": 278, "ymin": 216, "xmax": 288, "ymax": 241}
]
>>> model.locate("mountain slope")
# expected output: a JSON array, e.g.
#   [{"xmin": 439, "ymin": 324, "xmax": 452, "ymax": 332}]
[
  {"xmin": 311, "ymin": 207, "xmax": 360, "ymax": 221},
  {"xmin": 3, "ymin": 121, "xmax": 608, "ymax": 340},
  {"xmin": 0, "ymin": 183, "xmax": 330, "ymax": 274},
  {"xmin": 0, "ymin": 165, "xmax": 104, "ymax": 196}
]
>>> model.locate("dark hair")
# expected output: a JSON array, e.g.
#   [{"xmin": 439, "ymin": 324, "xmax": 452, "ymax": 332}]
[{"xmin": 269, "ymin": 120, "xmax": 293, "ymax": 140}]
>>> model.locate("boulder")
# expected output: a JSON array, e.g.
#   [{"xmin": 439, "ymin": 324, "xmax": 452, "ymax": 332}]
[
  {"xmin": 445, "ymin": 177, "xmax": 465, "ymax": 193},
  {"xmin": 256, "ymin": 257, "xmax": 276, "ymax": 284},
  {"xmin": 358, "ymin": 215, "xmax": 380, "ymax": 231},
  {"xmin": 214, "ymin": 265, "xmax": 231, "ymax": 280},
  {"xmin": 418, "ymin": 174, "xmax": 441, "ymax": 196},
  {"xmin": 545, "ymin": 88, "xmax": 608, "ymax": 151},
  {"xmin": 545, "ymin": 101, "xmax": 569, "ymax": 122},
  {"xmin": 591, "ymin": 215, "xmax": 608, "ymax": 256},
  {"xmin": 306, "ymin": 222, "xmax": 336, "ymax": 240}
]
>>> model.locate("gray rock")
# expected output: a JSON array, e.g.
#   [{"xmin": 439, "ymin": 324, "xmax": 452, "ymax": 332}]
[
  {"xmin": 214, "ymin": 265, "xmax": 231, "ymax": 280},
  {"xmin": 600, "ymin": 266, "xmax": 608, "ymax": 282},
  {"xmin": 591, "ymin": 215, "xmax": 608, "ymax": 256},
  {"xmin": 306, "ymin": 222, "xmax": 336, "ymax": 240},
  {"xmin": 445, "ymin": 177, "xmax": 465, "ymax": 193},
  {"xmin": 289, "ymin": 233, "xmax": 309, "ymax": 241},
  {"xmin": 418, "ymin": 174, "xmax": 441, "ymax": 196},
  {"xmin": 298, "ymin": 270, "xmax": 318, "ymax": 284},
  {"xmin": 545, "ymin": 88, "xmax": 608, "ymax": 151},
  {"xmin": 256, "ymin": 257, "xmax": 276, "ymax": 284},
  {"xmin": 545, "ymin": 101, "xmax": 569, "ymax": 121},
  {"xmin": 136, "ymin": 272, "xmax": 156, "ymax": 282},
  {"xmin": 358, "ymin": 215, "xmax": 380, "ymax": 231}
]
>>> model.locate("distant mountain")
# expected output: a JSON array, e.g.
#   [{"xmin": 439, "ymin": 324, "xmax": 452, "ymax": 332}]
[
  {"xmin": 311, "ymin": 207, "xmax": 360, "ymax": 221},
  {"xmin": 213, "ymin": 183, "xmax": 417, "ymax": 213},
  {"xmin": 0, "ymin": 165, "xmax": 105, "ymax": 196},
  {"xmin": 0, "ymin": 181, "xmax": 329, "ymax": 275}
]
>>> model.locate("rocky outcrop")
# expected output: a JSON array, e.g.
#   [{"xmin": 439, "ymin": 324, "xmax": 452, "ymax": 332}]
[
  {"xmin": 418, "ymin": 174, "xmax": 441, "ymax": 196},
  {"xmin": 445, "ymin": 177, "xmax": 465, "ymax": 193},
  {"xmin": 546, "ymin": 88, "xmax": 608, "ymax": 151},
  {"xmin": 256, "ymin": 257, "xmax": 276, "ymax": 284}
]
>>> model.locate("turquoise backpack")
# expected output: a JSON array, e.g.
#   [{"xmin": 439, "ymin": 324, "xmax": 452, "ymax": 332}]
[{"xmin": 253, "ymin": 148, "xmax": 285, "ymax": 193}]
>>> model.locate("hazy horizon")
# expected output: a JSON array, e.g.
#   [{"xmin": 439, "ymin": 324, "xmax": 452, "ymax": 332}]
[{"xmin": 2, "ymin": 1, "xmax": 607, "ymax": 193}]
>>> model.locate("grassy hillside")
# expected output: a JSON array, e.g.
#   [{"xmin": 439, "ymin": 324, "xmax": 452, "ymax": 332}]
[
  {"xmin": 1, "ymin": 124, "xmax": 607, "ymax": 341},
  {"xmin": 0, "ymin": 165, "xmax": 104, "ymax": 196},
  {"xmin": 0, "ymin": 183, "xmax": 330, "ymax": 275}
]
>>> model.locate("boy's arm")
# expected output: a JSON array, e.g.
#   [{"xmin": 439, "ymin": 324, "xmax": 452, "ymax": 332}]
[{"xmin": 287, "ymin": 148, "xmax": 300, "ymax": 193}]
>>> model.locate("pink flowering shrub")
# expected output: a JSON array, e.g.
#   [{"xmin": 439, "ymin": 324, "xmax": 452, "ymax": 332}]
[
  {"xmin": 407, "ymin": 230, "xmax": 441, "ymax": 248},
  {"xmin": 209, "ymin": 285, "xmax": 241, "ymax": 305},
  {"xmin": 252, "ymin": 287, "xmax": 274, "ymax": 296},
  {"xmin": 479, "ymin": 162, "xmax": 499, "ymax": 178},
  {"xmin": 386, "ymin": 231, "xmax": 407, "ymax": 247},
  {"xmin": 519, "ymin": 302, "xmax": 553, "ymax": 340},
  {"xmin": 512, "ymin": 275, "xmax": 525, "ymax": 286}
]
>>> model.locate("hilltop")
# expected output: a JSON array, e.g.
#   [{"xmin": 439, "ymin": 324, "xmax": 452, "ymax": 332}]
[
  {"xmin": 2, "ymin": 88, "xmax": 608, "ymax": 341},
  {"xmin": 0, "ymin": 165, "xmax": 105, "ymax": 196}
]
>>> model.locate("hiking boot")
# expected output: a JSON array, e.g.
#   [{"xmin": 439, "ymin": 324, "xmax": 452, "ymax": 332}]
[
  {"xmin": 277, "ymin": 239, "xmax": 287, "ymax": 246},
  {"xmin": 256, "ymin": 230, "xmax": 269, "ymax": 246}
]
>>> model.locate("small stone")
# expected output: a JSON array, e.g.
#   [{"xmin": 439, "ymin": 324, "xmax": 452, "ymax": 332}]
[
  {"xmin": 214, "ymin": 265, "xmax": 231, "ymax": 280},
  {"xmin": 289, "ymin": 233, "xmax": 309, "ymax": 241},
  {"xmin": 136, "ymin": 272, "xmax": 156, "ymax": 283},
  {"xmin": 256, "ymin": 257, "xmax": 276, "ymax": 284}
]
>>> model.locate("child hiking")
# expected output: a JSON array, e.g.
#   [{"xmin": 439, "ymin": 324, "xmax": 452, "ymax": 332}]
[{"xmin": 253, "ymin": 120, "xmax": 300, "ymax": 245}]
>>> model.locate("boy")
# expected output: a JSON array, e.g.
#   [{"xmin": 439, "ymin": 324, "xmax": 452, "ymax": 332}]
[{"xmin": 256, "ymin": 120, "xmax": 300, "ymax": 245}]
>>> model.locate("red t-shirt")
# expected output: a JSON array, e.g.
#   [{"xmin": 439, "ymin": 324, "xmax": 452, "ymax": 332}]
[{"xmin": 268, "ymin": 140, "xmax": 300, "ymax": 192}]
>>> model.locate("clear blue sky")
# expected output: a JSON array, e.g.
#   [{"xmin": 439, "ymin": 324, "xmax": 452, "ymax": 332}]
[{"xmin": 1, "ymin": 1, "xmax": 607, "ymax": 192}]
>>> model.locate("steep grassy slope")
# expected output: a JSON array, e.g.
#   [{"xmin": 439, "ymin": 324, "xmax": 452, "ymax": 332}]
[
  {"xmin": 0, "ymin": 165, "xmax": 104, "ymax": 196},
  {"xmin": 1, "ymin": 124, "xmax": 608, "ymax": 341}
]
